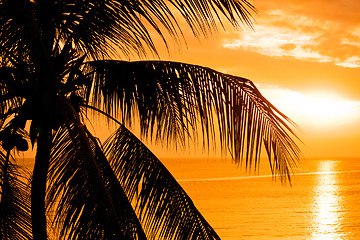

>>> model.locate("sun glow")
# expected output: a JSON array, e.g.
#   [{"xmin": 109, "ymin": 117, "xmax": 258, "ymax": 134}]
[
  {"xmin": 311, "ymin": 161, "xmax": 346, "ymax": 239},
  {"xmin": 258, "ymin": 86, "xmax": 360, "ymax": 129}
]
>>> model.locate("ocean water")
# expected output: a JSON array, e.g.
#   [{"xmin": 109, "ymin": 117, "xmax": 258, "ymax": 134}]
[
  {"xmin": 162, "ymin": 157, "xmax": 360, "ymax": 239},
  {"xmin": 19, "ymin": 157, "xmax": 360, "ymax": 239}
]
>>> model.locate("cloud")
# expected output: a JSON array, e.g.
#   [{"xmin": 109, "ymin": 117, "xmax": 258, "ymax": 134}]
[
  {"xmin": 279, "ymin": 43, "xmax": 297, "ymax": 51},
  {"xmin": 222, "ymin": 2, "xmax": 360, "ymax": 68},
  {"xmin": 335, "ymin": 56, "xmax": 360, "ymax": 68},
  {"xmin": 222, "ymin": 24, "xmax": 333, "ymax": 63}
]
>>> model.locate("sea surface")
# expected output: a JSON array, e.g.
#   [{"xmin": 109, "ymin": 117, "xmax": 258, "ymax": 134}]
[
  {"xmin": 161, "ymin": 157, "xmax": 360, "ymax": 239},
  {"xmin": 19, "ymin": 157, "xmax": 360, "ymax": 239}
]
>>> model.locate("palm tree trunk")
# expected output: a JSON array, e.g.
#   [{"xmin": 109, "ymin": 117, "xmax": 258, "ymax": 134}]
[{"xmin": 31, "ymin": 127, "xmax": 51, "ymax": 240}]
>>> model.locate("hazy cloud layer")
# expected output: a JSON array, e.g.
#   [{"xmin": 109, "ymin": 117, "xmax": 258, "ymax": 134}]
[{"xmin": 222, "ymin": 0, "xmax": 360, "ymax": 68}]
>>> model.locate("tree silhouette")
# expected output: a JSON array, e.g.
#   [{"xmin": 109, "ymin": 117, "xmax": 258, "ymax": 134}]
[{"xmin": 0, "ymin": 0, "xmax": 300, "ymax": 239}]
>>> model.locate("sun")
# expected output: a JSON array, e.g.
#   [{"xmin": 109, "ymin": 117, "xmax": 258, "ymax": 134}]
[
  {"xmin": 299, "ymin": 91, "xmax": 356, "ymax": 119},
  {"xmin": 258, "ymin": 86, "xmax": 360, "ymax": 129}
]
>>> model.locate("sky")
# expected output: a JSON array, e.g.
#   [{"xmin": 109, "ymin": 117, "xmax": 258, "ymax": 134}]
[{"xmin": 133, "ymin": 0, "xmax": 360, "ymax": 159}]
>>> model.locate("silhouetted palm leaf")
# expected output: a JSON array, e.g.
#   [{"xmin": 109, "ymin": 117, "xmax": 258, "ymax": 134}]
[
  {"xmin": 0, "ymin": 67, "xmax": 25, "ymax": 118},
  {"xmin": 47, "ymin": 99, "xmax": 146, "ymax": 239},
  {"xmin": 104, "ymin": 124, "xmax": 220, "ymax": 239},
  {"xmin": 0, "ymin": 0, "xmax": 301, "ymax": 238},
  {"xmin": 66, "ymin": 0, "xmax": 254, "ymax": 57},
  {"xmin": 83, "ymin": 60, "xmax": 300, "ymax": 177},
  {"xmin": 0, "ymin": 0, "xmax": 254, "ymax": 59},
  {"xmin": 0, "ymin": 151, "xmax": 32, "ymax": 240}
]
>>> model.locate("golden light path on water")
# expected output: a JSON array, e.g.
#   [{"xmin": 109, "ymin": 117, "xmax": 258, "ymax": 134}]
[{"xmin": 311, "ymin": 161, "xmax": 345, "ymax": 239}]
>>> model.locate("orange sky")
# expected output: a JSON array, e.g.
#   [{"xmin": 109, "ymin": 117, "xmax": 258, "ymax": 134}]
[{"xmin": 128, "ymin": 0, "xmax": 360, "ymax": 159}]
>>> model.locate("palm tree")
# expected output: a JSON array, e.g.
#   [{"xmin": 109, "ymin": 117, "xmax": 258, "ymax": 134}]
[{"xmin": 0, "ymin": 0, "xmax": 300, "ymax": 239}]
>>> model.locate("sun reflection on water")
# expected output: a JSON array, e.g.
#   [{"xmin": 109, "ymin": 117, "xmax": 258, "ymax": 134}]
[{"xmin": 311, "ymin": 161, "xmax": 345, "ymax": 239}]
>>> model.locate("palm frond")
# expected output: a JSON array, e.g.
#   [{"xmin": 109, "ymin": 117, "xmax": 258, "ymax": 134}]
[
  {"xmin": 0, "ymin": 67, "xmax": 25, "ymax": 117},
  {"xmin": 47, "ymin": 99, "xmax": 146, "ymax": 239},
  {"xmin": 0, "ymin": 0, "xmax": 35, "ymax": 65},
  {"xmin": 26, "ymin": 0, "xmax": 255, "ymax": 58},
  {"xmin": 0, "ymin": 150, "xmax": 32, "ymax": 240},
  {"xmin": 167, "ymin": 0, "xmax": 255, "ymax": 35},
  {"xmin": 82, "ymin": 60, "xmax": 300, "ymax": 177},
  {"xmin": 0, "ymin": 66, "xmax": 32, "ymax": 135},
  {"xmin": 103, "ymin": 124, "xmax": 220, "ymax": 239}
]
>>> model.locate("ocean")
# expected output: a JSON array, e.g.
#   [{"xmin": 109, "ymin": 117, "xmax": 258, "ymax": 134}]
[
  {"xmin": 19, "ymin": 157, "xmax": 360, "ymax": 239},
  {"xmin": 162, "ymin": 157, "xmax": 360, "ymax": 239}
]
